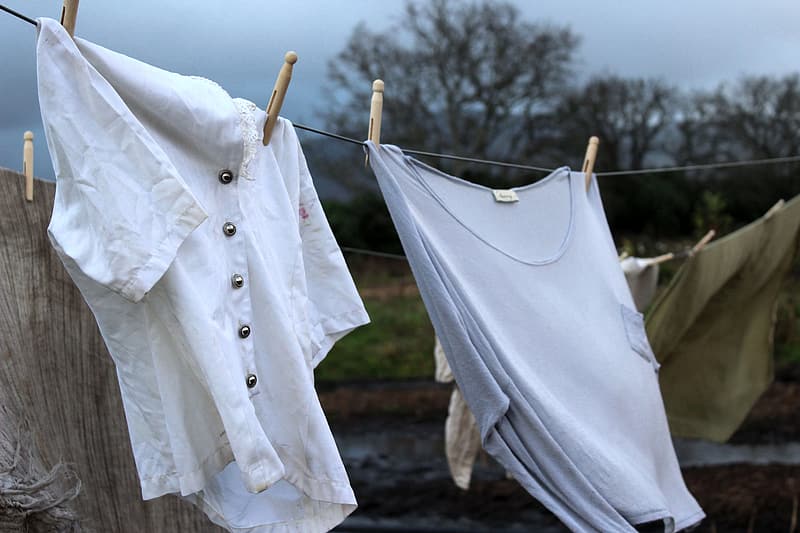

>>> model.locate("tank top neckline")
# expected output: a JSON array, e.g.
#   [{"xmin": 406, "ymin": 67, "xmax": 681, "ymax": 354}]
[{"xmin": 398, "ymin": 150, "xmax": 579, "ymax": 266}]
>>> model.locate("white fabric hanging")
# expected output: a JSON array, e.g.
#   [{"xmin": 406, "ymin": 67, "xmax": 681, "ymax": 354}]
[
  {"xmin": 434, "ymin": 337, "xmax": 481, "ymax": 490},
  {"xmin": 37, "ymin": 18, "xmax": 368, "ymax": 532},
  {"xmin": 620, "ymin": 257, "xmax": 661, "ymax": 312}
]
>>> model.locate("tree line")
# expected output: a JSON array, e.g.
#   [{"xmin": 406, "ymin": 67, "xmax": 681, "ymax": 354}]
[{"xmin": 309, "ymin": 0, "xmax": 800, "ymax": 253}]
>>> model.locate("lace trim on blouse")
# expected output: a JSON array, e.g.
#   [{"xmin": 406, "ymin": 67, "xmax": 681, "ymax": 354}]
[
  {"xmin": 186, "ymin": 76, "xmax": 260, "ymax": 180},
  {"xmin": 232, "ymin": 98, "xmax": 260, "ymax": 180}
]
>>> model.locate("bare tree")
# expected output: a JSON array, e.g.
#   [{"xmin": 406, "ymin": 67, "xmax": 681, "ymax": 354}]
[
  {"xmin": 677, "ymin": 75, "xmax": 800, "ymax": 167},
  {"xmin": 324, "ymin": 0, "xmax": 579, "ymax": 171},
  {"xmin": 554, "ymin": 76, "xmax": 678, "ymax": 171},
  {"xmin": 672, "ymin": 74, "xmax": 800, "ymax": 221}
]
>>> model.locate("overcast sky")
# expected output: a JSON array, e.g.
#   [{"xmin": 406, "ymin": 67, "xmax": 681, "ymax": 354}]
[{"xmin": 1, "ymin": 0, "xmax": 799, "ymax": 182}]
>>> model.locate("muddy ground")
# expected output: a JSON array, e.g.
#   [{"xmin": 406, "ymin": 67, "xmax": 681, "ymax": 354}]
[{"xmin": 321, "ymin": 363, "xmax": 800, "ymax": 532}]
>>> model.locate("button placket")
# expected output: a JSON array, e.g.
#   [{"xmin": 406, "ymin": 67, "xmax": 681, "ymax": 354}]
[{"xmin": 218, "ymin": 166, "xmax": 258, "ymax": 396}]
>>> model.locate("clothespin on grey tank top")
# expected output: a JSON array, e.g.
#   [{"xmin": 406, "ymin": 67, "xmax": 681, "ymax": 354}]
[
  {"xmin": 263, "ymin": 52, "xmax": 298, "ymax": 145},
  {"xmin": 60, "ymin": 0, "xmax": 79, "ymax": 37},
  {"xmin": 365, "ymin": 79, "xmax": 384, "ymax": 167},
  {"xmin": 582, "ymin": 136, "xmax": 599, "ymax": 192}
]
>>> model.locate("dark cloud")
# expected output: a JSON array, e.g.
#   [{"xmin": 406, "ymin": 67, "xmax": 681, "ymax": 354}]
[{"xmin": 0, "ymin": 0, "xmax": 798, "ymax": 181}]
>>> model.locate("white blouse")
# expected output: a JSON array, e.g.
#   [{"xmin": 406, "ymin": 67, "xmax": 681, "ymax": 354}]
[{"xmin": 36, "ymin": 18, "xmax": 369, "ymax": 532}]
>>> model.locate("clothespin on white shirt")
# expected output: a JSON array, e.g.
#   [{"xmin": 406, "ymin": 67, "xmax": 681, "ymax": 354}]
[
  {"xmin": 60, "ymin": 0, "xmax": 79, "ymax": 37},
  {"xmin": 22, "ymin": 131, "xmax": 33, "ymax": 202},
  {"xmin": 582, "ymin": 136, "xmax": 599, "ymax": 192},
  {"xmin": 365, "ymin": 79, "xmax": 384, "ymax": 166},
  {"xmin": 262, "ymin": 51, "xmax": 298, "ymax": 146}
]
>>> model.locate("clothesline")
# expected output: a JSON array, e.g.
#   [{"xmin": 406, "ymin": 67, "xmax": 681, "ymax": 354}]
[
  {"xmin": 340, "ymin": 246, "xmax": 408, "ymax": 261},
  {"xmin": 345, "ymin": 221, "xmax": 716, "ymax": 262},
  {"xmin": 341, "ymin": 244, "xmax": 698, "ymax": 263},
  {"xmin": 0, "ymin": 4, "xmax": 35, "ymax": 25},
  {"xmin": 294, "ymin": 122, "xmax": 800, "ymax": 177},
  {"xmin": 5, "ymin": 4, "xmax": 800, "ymax": 178},
  {"xmin": 293, "ymin": 123, "xmax": 555, "ymax": 173}
]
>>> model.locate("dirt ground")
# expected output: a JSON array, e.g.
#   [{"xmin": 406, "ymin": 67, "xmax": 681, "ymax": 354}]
[{"xmin": 321, "ymin": 362, "xmax": 800, "ymax": 532}]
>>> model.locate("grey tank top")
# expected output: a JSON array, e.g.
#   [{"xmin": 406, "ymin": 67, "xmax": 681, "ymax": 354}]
[{"xmin": 366, "ymin": 142, "xmax": 704, "ymax": 533}]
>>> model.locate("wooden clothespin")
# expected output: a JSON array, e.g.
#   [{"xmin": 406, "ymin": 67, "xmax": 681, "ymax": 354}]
[
  {"xmin": 23, "ymin": 131, "xmax": 33, "ymax": 202},
  {"xmin": 647, "ymin": 252, "xmax": 675, "ymax": 267},
  {"xmin": 365, "ymin": 79, "xmax": 384, "ymax": 166},
  {"xmin": 60, "ymin": 0, "xmax": 79, "ymax": 37},
  {"xmin": 262, "ymin": 51, "xmax": 298, "ymax": 146},
  {"xmin": 690, "ymin": 229, "xmax": 716, "ymax": 255},
  {"xmin": 764, "ymin": 199, "xmax": 785, "ymax": 219},
  {"xmin": 648, "ymin": 229, "xmax": 717, "ymax": 266},
  {"xmin": 582, "ymin": 136, "xmax": 599, "ymax": 192}
]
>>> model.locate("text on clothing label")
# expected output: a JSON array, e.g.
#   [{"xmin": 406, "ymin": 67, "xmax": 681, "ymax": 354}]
[{"xmin": 492, "ymin": 189, "xmax": 519, "ymax": 203}]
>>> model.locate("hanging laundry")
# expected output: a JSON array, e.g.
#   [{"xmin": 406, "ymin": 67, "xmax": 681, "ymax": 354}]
[
  {"xmin": 435, "ymin": 253, "xmax": 660, "ymax": 492},
  {"xmin": 620, "ymin": 257, "xmax": 661, "ymax": 312},
  {"xmin": 367, "ymin": 142, "xmax": 704, "ymax": 531},
  {"xmin": 36, "ymin": 18, "xmax": 369, "ymax": 533},
  {"xmin": 444, "ymin": 385, "xmax": 482, "ymax": 490},
  {"xmin": 434, "ymin": 338, "xmax": 482, "ymax": 490},
  {"xmin": 366, "ymin": 142, "xmax": 703, "ymax": 532},
  {"xmin": 436, "ymin": 253, "xmax": 656, "ymax": 490},
  {"xmin": 434, "ymin": 335, "xmax": 454, "ymax": 383},
  {"xmin": 436, "ymin": 252, "xmax": 662, "ymax": 491},
  {"xmin": 646, "ymin": 198, "xmax": 800, "ymax": 443}
]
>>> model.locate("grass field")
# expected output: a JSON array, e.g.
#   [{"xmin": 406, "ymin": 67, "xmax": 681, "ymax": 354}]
[
  {"xmin": 316, "ymin": 255, "xmax": 433, "ymax": 382},
  {"xmin": 317, "ymin": 291, "xmax": 435, "ymax": 381}
]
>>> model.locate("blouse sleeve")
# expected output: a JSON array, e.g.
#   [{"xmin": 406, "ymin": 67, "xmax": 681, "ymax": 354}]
[{"xmin": 37, "ymin": 18, "xmax": 207, "ymax": 303}]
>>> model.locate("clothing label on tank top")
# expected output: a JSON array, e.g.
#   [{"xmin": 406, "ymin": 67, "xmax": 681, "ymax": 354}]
[{"xmin": 492, "ymin": 189, "xmax": 519, "ymax": 203}]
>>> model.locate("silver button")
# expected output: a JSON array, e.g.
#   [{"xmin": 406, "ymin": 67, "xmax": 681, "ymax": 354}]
[
  {"xmin": 223, "ymin": 222, "xmax": 237, "ymax": 236},
  {"xmin": 231, "ymin": 273, "xmax": 244, "ymax": 288},
  {"xmin": 246, "ymin": 373, "xmax": 257, "ymax": 388},
  {"xmin": 239, "ymin": 325, "xmax": 251, "ymax": 338},
  {"xmin": 218, "ymin": 169, "xmax": 234, "ymax": 184}
]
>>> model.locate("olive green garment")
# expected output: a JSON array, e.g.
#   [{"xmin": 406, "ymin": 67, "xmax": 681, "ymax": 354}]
[{"xmin": 645, "ymin": 196, "xmax": 800, "ymax": 443}]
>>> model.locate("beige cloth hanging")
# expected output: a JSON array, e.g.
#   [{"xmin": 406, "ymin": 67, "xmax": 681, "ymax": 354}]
[
  {"xmin": 444, "ymin": 386, "xmax": 482, "ymax": 490},
  {"xmin": 647, "ymin": 197, "xmax": 800, "ymax": 442},
  {"xmin": 434, "ymin": 338, "xmax": 481, "ymax": 490}
]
